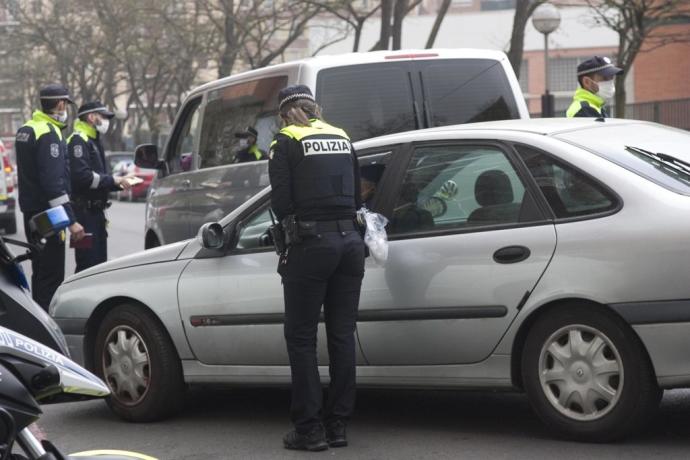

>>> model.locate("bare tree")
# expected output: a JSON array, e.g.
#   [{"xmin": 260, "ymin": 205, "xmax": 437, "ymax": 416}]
[
  {"xmin": 371, "ymin": 0, "xmax": 423, "ymax": 51},
  {"xmin": 311, "ymin": 1, "xmax": 381, "ymax": 52},
  {"xmin": 507, "ymin": 0, "xmax": 545, "ymax": 79},
  {"xmin": 426, "ymin": 0, "xmax": 451, "ymax": 49},
  {"xmin": 584, "ymin": 0, "xmax": 690, "ymax": 117}
]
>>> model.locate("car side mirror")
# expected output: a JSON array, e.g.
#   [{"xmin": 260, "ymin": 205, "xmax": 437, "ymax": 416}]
[
  {"xmin": 134, "ymin": 144, "xmax": 163, "ymax": 169},
  {"xmin": 198, "ymin": 222, "xmax": 225, "ymax": 250}
]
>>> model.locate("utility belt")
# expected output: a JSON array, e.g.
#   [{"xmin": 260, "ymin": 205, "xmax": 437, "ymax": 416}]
[
  {"xmin": 74, "ymin": 198, "xmax": 111, "ymax": 211},
  {"xmin": 269, "ymin": 215, "xmax": 360, "ymax": 256}
]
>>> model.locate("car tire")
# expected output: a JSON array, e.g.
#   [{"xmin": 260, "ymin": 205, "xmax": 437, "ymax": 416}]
[
  {"xmin": 521, "ymin": 304, "xmax": 661, "ymax": 442},
  {"xmin": 94, "ymin": 304, "xmax": 185, "ymax": 422}
]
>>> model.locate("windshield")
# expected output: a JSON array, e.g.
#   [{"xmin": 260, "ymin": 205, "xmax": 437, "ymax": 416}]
[{"xmin": 555, "ymin": 123, "xmax": 690, "ymax": 194}]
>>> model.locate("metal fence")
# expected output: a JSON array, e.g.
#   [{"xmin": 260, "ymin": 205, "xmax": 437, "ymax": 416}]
[{"xmin": 532, "ymin": 98, "xmax": 690, "ymax": 131}]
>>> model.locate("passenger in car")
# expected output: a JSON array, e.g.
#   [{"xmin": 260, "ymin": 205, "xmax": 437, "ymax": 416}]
[
  {"xmin": 360, "ymin": 164, "xmax": 385, "ymax": 208},
  {"xmin": 391, "ymin": 182, "xmax": 434, "ymax": 233}
]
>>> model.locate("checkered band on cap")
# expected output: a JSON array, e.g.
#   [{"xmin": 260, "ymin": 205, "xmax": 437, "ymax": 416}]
[
  {"xmin": 577, "ymin": 63, "xmax": 615, "ymax": 76},
  {"xmin": 278, "ymin": 92, "xmax": 315, "ymax": 110}
]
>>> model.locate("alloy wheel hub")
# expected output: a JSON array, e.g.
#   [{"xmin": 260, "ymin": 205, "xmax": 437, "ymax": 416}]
[{"xmin": 102, "ymin": 326, "xmax": 151, "ymax": 406}]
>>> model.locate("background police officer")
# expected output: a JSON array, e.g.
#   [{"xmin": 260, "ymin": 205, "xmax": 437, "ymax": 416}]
[
  {"xmin": 567, "ymin": 56, "xmax": 623, "ymax": 118},
  {"xmin": 14, "ymin": 84, "xmax": 85, "ymax": 310},
  {"xmin": 232, "ymin": 126, "xmax": 266, "ymax": 163},
  {"xmin": 68, "ymin": 101, "xmax": 131, "ymax": 272},
  {"xmin": 268, "ymin": 85, "xmax": 365, "ymax": 451}
]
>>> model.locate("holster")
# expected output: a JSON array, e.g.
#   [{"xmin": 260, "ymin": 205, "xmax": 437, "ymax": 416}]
[{"xmin": 268, "ymin": 223, "xmax": 287, "ymax": 256}]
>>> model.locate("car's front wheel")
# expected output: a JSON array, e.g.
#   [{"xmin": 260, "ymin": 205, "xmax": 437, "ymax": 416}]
[
  {"xmin": 522, "ymin": 305, "xmax": 661, "ymax": 442},
  {"xmin": 94, "ymin": 304, "xmax": 185, "ymax": 421}
]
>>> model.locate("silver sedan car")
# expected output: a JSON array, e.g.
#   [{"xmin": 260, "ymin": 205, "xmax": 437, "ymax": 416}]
[{"xmin": 51, "ymin": 118, "xmax": 690, "ymax": 441}]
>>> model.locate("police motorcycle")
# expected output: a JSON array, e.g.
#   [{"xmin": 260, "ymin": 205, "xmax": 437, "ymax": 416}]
[{"xmin": 0, "ymin": 206, "xmax": 156, "ymax": 459}]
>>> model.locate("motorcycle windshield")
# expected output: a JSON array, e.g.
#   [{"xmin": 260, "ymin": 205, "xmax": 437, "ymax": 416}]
[{"xmin": 0, "ymin": 325, "xmax": 109, "ymax": 398}]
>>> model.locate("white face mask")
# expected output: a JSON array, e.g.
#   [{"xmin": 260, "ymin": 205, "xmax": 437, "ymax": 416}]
[
  {"xmin": 96, "ymin": 118, "xmax": 110, "ymax": 135},
  {"xmin": 597, "ymin": 80, "xmax": 615, "ymax": 100},
  {"xmin": 238, "ymin": 138, "xmax": 248, "ymax": 148},
  {"xmin": 53, "ymin": 110, "xmax": 68, "ymax": 123}
]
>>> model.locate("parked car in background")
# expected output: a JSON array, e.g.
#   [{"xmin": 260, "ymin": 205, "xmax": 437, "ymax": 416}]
[
  {"xmin": 105, "ymin": 151, "xmax": 134, "ymax": 174},
  {"xmin": 53, "ymin": 119, "xmax": 690, "ymax": 441},
  {"xmin": 111, "ymin": 159, "xmax": 156, "ymax": 202},
  {"xmin": 136, "ymin": 48, "xmax": 529, "ymax": 248},
  {"xmin": 0, "ymin": 139, "xmax": 16, "ymax": 234}
]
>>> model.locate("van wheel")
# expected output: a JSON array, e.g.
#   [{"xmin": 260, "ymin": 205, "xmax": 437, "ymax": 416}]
[
  {"xmin": 521, "ymin": 305, "xmax": 661, "ymax": 442},
  {"xmin": 94, "ymin": 304, "xmax": 185, "ymax": 422}
]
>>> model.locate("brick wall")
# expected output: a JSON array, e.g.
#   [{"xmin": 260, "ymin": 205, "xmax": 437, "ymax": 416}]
[{"xmin": 633, "ymin": 23, "xmax": 690, "ymax": 103}]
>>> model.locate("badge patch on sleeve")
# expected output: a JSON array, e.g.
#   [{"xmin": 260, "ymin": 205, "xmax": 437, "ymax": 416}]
[
  {"xmin": 301, "ymin": 139, "xmax": 351, "ymax": 156},
  {"xmin": 73, "ymin": 145, "xmax": 83, "ymax": 158},
  {"xmin": 50, "ymin": 143, "xmax": 60, "ymax": 158},
  {"xmin": 16, "ymin": 132, "xmax": 30, "ymax": 143}
]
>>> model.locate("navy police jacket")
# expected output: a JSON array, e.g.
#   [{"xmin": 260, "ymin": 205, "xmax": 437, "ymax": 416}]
[
  {"xmin": 67, "ymin": 120, "xmax": 119, "ymax": 203},
  {"xmin": 15, "ymin": 111, "xmax": 75, "ymax": 223}
]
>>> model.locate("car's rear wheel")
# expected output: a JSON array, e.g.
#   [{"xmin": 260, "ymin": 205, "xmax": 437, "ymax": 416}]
[
  {"xmin": 522, "ymin": 305, "xmax": 661, "ymax": 442},
  {"xmin": 94, "ymin": 304, "xmax": 185, "ymax": 421}
]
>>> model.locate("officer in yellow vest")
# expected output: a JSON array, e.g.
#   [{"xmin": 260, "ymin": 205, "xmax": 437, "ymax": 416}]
[
  {"xmin": 14, "ymin": 84, "xmax": 85, "ymax": 310},
  {"xmin": 233, "ymin": 126, "xmax": 266, "ymax": 163},
  {"xmin": 68, "ymin": 101, "xmax": 131, "ymax": 272},
  {"xmin": 269, "ymin": 85, "xmax": 365, "ymax": 451},
  {"xmin": 567, "ymin": 56, "xmax": 623, "ymax": 118}
]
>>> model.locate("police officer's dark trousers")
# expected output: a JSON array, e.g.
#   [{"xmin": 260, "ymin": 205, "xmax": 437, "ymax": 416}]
[
  {"xmin": 74, "ymin": 206, "xmax": 107, "ymax": 273},
  {"xmin": 280, "ymin": 228, "xmax": 365, "ymax": 434},
  {"xmin": 23, "ymin": 213, "xmax": 65, "ymax": 311}
]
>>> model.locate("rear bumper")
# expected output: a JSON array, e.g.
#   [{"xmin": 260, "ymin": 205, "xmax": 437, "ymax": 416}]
[{"xmin": 612, "ymin": 300, "xmax": 690, "ymax": 388}]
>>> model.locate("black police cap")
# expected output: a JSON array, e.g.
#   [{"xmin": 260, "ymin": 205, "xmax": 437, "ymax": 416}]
[
  {"xmin": 77, "ymin": 101, "xmax": 115, "ymax": 119},
  {"xmin": 39, "ymin": 84, "xmax": 74, "ymax": 104},
  {"xmin": 577, "ymin": 56, "xmax": 623, "ymax": 78},
  {"xmin": 278, "ymin": 85, "xmax": 315, "ymax": 110},
  {"xmin": 234, "ymin": 126, "xmax": 258, "ymax": 138}
]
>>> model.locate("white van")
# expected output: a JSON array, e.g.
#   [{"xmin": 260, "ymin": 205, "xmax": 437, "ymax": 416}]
[{"xmin": 137, "ymin": 49, "xmax": 528, "ymax": 247}]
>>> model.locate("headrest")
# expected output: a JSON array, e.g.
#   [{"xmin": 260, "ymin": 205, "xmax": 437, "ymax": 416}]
[{"xmin": 475, "ymin": 170, "xmax": 513, "ymax": 206}]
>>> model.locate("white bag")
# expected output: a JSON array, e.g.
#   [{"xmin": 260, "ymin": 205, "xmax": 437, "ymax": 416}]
[{"xmin": 358, "ymin": 208, "xmax": 389, "ymax": 265}]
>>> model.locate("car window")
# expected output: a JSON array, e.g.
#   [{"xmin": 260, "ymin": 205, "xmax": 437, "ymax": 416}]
[
  {"xmin": 515, "ymin": 144, "xmax": 617, "ymax": 219},
  {"xmin": 198, "ymin": 76, "xmax": 287, "ymax": 169},
  {"xmin": 555, "ymin": 123, "xmax": 690, "ymax": 195},
  {"xmin": 316, "ymin": 63, "xmax": 416, "ymax": 143},
  {"xmin": 421, "ymin": 59, "xmax": 520, "ymax": 126},
  {"xmin": 388, "ymin": 145, "xmax": 539, "ymax": 236},
  {"xmin": 168, "ymin": 97, "xmax": 202, "ymax": 173},
  {"xmin": 236, "ymin": 205, "xmax": 273, "ymax": 251}
]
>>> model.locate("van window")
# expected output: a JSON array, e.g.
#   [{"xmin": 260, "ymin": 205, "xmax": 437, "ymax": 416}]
[
  {"xmin": 421, "ymin": 59, "xmax": 520, "ymax": 126},
  {"xmin": 168, "ymin": 97, "xmax": 202, "ymax": 173},
  {"xmin": 198, "ymin": 76, "xmax": 287, "ymax": 169},
  {"xmin": 316, "ymin": 63, "xmax": 417, "ymax": 143}
]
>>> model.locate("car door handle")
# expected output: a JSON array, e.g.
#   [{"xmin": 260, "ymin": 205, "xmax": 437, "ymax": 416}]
[
  {"xmin": 181, "ymin": 179, "xmax": 191, "ymax": 189},
  {"xmin": 493, "ymin": 246, "xmax": 531, "ymax": 264}
]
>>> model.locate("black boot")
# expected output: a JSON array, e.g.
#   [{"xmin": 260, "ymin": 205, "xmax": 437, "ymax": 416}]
[
  {"xmin": 325, "ymin": 420, "xmax": 348, "ymax": 448},
  {"xmin": 283, "ymin": 425, "xmax": 329, "ymax": 451}
]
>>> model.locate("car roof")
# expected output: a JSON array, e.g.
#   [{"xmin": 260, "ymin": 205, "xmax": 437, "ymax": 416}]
[
  {"xmin": 353, "ymin": 118, "xmax": 653, "ymax": 150},
  {"xmin": 190, "ymin": 48, "xmax": 508, "ymax": 97}
]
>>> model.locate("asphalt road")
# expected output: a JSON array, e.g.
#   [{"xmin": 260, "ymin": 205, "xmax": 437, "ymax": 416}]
[{"xmin": 8, "ymin": 201, "xmax": 690, "ymax": 458}]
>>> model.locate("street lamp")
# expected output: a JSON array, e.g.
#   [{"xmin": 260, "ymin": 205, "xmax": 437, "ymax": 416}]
[{"xmin": 532, "ymin": 2, "xmax": 561, "ymax": 118}]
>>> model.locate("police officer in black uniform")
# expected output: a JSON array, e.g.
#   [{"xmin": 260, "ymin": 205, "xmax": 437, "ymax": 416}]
[
  {"xmin": 268, "ymin": 85, "xmax": 365, "ymax": 451},
  {"xmin": 232, "ymin": 126, "xmax": 266, "ymax": 163},
  {"xmin": 68, "ymin": 101, "xmax": 131, "ymax": 272},
  {"xmin": 14, "ymin": 84, "xmax": 85, "ymax": 310}
]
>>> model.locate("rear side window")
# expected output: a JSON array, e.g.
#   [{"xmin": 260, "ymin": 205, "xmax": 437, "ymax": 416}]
[
  {"xmin": 515, "ymin": 144, "xmax": 617, "ymax": 219},
  {"xmin": 316, "ymin": 63, "xmax": 416, "ymax": 142},
  {"xmin": 421, "ymin": 59, "xmax": 520, "ymax": 126},
  {"xmin": 198, "ymin": 76, "xmax": 287, "ymax": 169}
]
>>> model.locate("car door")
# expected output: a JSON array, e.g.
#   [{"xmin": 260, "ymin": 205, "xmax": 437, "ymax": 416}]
[
  {"xmin": 356, "ymin": 141, "xmax": 557, "ymax": 365},
  {"xmin": 149, "ymin": 96, "xmax": 203, "ymax": 244},
  {"xmin": 177, "ymin": 197, "xmax": 368, "ymax": 367}
]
